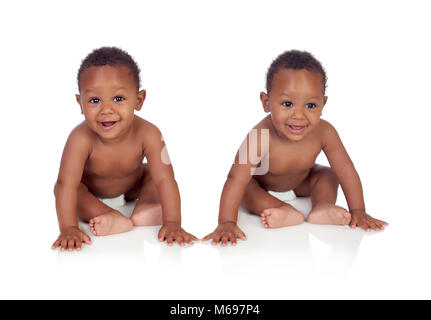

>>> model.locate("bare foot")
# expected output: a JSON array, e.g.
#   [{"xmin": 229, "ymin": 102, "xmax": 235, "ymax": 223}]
[
  {"xmin": 307, "ymin": 202, "xmax": 351, "ymax": 225},
  {"xmin": 130, "ymin": 203, "xmax": 162, "ymax": 226},
  {"xmin": 89, "ymin": 211, "xmax": 133, "ymax": 236},
  {"xmin": 260, "ymin": 205, "xmax": 305, "ymax": 228}
]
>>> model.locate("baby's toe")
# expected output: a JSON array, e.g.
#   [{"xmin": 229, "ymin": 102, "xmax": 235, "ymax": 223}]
[
  {"xmin": 261, "ymin": 209, "xmax": 272, "ymax": 217},
  {"xmin": 92, "ymin": 216, "xmax": 101, "ymax": 223}
]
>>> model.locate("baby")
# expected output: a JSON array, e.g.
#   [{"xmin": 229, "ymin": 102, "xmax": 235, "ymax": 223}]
[
  {"xmin": 52, "ymin": 47, "xmax": 197, "ymax": 251},
  {"xmin": 204, "ymin": 50, "xmax": 388, "ymax": 246}
]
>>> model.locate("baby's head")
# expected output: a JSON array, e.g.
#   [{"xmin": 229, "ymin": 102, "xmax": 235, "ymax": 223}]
[
  {"xmin": 76, "ymin": 47, "xmax": 146, "ymax": 140},
  {"xmin": 261, "ymin": 50, "xmax": 328, "ymax": 141}
]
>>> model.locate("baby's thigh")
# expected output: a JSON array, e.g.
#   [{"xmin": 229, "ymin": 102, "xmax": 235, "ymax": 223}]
[
  {"xmin": 242, "ymin": 178, "xmax": 286, "ymax": 213},
  {"xmin": 76, "ymin": 183, "xmax": 113, "ymax": 221},
  {"xmin": 294, "ymin": 164, "xmax": 338, "ymax": 197},
  {"xmin": 125, "ymin": 164, "xmax": 159, "ymax": 203}
]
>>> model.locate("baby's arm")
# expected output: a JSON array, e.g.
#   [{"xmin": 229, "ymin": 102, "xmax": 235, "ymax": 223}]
[
  {"xmin": 321, "ymin": 121, "xmax": 388, "ymax": 231},
  {"xmin": 142, "ymin": 124, "xmax": 197, "ymax": 246},
  {"xmin": 51, "ymin": 127, "xmax": 92, "ymax": 251},
  {"xmin": 203, "ymin": 129, "xmax": 267, "ymax": 245}
]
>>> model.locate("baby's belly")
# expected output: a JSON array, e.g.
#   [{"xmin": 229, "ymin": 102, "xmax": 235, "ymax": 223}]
[
  {"xmin": 82, "ymin": 167, "xmax": 144, "ymax": 198},
  {"xmin": 254, "ymin": 170, "xmax": 310, "ymax": 192}
]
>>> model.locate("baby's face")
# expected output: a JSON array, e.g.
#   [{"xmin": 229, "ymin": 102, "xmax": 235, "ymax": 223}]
[
  {"xmin": 76, "ymin": 65, "xmax": 145, "ymax": 141},
  {"xmin": 261, "ymin": 68, "xmax": 327, "ymax": 142}
]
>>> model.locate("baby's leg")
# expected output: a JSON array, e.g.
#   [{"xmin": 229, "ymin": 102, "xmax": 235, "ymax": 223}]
[
  {"xmin": 241, "ymin": 178, "xmax": 304, "ymax": 228},
  {"xmin": 294, "ymin": 165, "xmax": 351, "ymax": 225},
  {"xmin": 77, "ymin": 184, "xmax": 133, "ymax": 236},
  {"xmin": 127, "ymin": 164, "xmax": 162, "ymax": 226}
]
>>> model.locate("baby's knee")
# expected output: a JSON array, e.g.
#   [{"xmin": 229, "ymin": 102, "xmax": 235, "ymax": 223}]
[{"xmin": 316, "ymin": 166, "xmax": 339, "ymax": 186}]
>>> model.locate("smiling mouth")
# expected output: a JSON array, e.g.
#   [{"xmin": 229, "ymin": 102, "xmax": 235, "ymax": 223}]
[
  {"xmin": 99, "ymin": 121, "xmax": 117, "ymax": 129},
  {"xmin": 287, "ymin": 124, "xmax": 307, "ymax": 134}
]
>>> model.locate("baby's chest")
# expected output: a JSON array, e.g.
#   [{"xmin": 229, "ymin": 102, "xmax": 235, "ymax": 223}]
[
  {"xmin": 86, "ymin": 148, "xmax": 145, "ymax": 178},
  {"xmin": 267, "ymin": 144, "xmax": 321, "ymax": 175}
]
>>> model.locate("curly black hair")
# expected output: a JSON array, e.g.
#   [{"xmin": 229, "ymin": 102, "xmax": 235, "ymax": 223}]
[
  {"xmin": 266, "ymin": 50, "xmax": 327, "ymax": 94},
  {"xmin": 77, "ymin": 46, "xmax": 141, "ymax": 91}
]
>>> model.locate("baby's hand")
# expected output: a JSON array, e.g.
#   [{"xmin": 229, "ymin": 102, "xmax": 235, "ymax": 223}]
[
  {"xmin": 202, "ymin": 222, "xmax": 246, "ymax": 246},
  {"xmin": 51, "ymin": 227, "xmax": 92, "ymax": 251},
  {"xmin": 158, "ymin": 222, "xmax": 199, "ymax": 247},
  {"xmin": 349, "ymin": 211, "xmax": 388, "ymax": 232}
]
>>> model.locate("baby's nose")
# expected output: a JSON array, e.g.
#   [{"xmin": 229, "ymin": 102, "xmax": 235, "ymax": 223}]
[
  {"xmin": 100, "ymin": 102, "xmax": 115, "ymax": 114},
  {"xmin": 291, "ymin": 106, "xmax": 305, "ymax": 118}
]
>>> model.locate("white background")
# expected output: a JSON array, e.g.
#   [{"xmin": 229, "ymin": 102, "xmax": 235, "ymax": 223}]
[{"xmin": 1, "ymin": 0, "xmax": 430, "ymax": 299}]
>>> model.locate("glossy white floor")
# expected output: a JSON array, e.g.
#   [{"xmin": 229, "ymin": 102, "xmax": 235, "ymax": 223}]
[{"xmin": 2, "ymin": 185, "xmax": 430, "ymax": 299}]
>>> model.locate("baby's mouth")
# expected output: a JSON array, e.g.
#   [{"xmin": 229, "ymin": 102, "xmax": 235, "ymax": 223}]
[
  {"xmin": 99, "ymin": 121, "xmax": 117, "ymax": 129},
  {"xmin": 287, "ymin": 124, "xmax": 307, "ymax": 134}
]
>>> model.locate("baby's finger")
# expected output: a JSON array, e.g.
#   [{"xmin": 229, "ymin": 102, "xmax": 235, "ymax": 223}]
[
  {"xmin": 176, "ymin": 235, "xmax": 185, "ymax": 247},
  {"xmin": 230, "ymin": 235, "xmax": 237, "ymax": 246},
  {"xmin": 60, "ymin": 239, "xmax": 68, "ymax": 251},
  {"xmin": 158, "ymin": 228, "xmax": 167, "ymax": 242},
  {"xmin": 372, "ymin": 220, "xmax": 385, "ymax": 231},
  {"xmin": 202, "ymin": 233, "xmax": 214, "ymax": 242},
  {"xmin": 349, "ymin": 216, "xmax": 358, "ymax": 228},
  {"xmin": 166, "ymin": 234, "xmax": 174, "ymax": 246},
  {"xmin": 376, "ymin": 220, "xmax": 388, "ymax": 230},
  {"xmin": 212, "ymin": 234, "xmax": 221, "ymax": 246},
  {"xmin": 375, "ymin": 219, "xmax": 389, "ymax": 226},
  {"xmin": 366, "ymin": 219, "xmax": 378, "ymax": 231},
  {"xmin": 358, "ymin": 221, "xmax": 370, "ymax": 232},
  {"xmin": 67, "ymin": 239, "xmax": 75, "ymax": 251},
  {"xmin": 221, "ymin": 235, "xmax": 229, "ymax": 247},
  {"xmin": 188, "ymin": 233, "xmax": 199, "ymax": 241},
  {"xmin": 75, "ymin": 238, "xmax": 83, "ymax": 251},
  {"xmin": 374, "ymin": 221, "xmax": 384, "ymax": 231},
  {"xmin": 51, "ymin": 239, "xmax": 61, "ymax": 250},
  {"xmin": 82, "ymin": 233, "xmax": 92, "ymax": 245},
  {"xmin": 184, "ymin": 234, "xmax": 195, "ymax": 245},
  {"xmin": 378, "ymin": 220, "xmax": 388, "ymax": 229},
  {"xmin": 237, "ymin": 230, "xmax": 247, "ymax": 240}
]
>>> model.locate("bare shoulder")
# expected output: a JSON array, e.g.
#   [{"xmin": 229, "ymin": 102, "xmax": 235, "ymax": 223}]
[
  {"xmin": 58, "ymin": 122, "xmax": 93, "ymax": 177},
  {"xmin": 317, "ymin": 119, "xmax": 341, "ymax": 148},
  {"xmin": 67, "ymin": 122, "xmax": 93, "ymax": 150},
  {"xmin": 253, "ymin": 115, "xmax": 272, "ymax": 131},
  {"xmin": 251, "ymin": 116, "xmax": 272, "ymax": 140},
  {"xmin": 133, "ymin": 116, "xmax": 163, "ymax": 145},
  {"xmin": 241, "ymin": 116, "xmax": 271, "ymax": 158},
  {"xmin": 318, "ymin": 119, "xmax": 337, "ymax": 132}
]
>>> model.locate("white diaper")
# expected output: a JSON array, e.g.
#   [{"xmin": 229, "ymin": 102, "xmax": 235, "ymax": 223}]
[
  {"xmin": 98, "ymin": 194, "xmax": 126, "ymax": 208},
  {"xmin": 268, "ymin": 190, "xmax": 297, "ymax": 202}
]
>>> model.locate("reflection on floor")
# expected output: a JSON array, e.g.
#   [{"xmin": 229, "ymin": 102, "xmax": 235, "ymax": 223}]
[{"xmin": 57, "ymin": 196, "xmax": 365, "ymax": 280}]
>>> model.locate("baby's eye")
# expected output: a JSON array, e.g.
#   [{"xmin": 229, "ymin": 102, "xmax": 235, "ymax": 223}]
[
  {"xmin": 114, "ymin": 96, "xmax": 125, "ymax": 102},
  {"xmin": 89, "ymin": 98, "xmax": 100, "ymax": 104},
  {"xmin": 305, "ymin": 103, "xmax": 316, "ymax": 109},
  {"xmin": 282, "ymin": 101, "xmax": 293, "ymax": 107}
]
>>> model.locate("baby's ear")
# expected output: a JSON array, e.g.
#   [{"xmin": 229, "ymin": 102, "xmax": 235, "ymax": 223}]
[
  {"xmin": 135, "ymin": 89, "xmax": 146, "ymax": 111},
  {"xmin": 260, "ymin": 92, "xmax": 270, "ymax": 113},
  {"xmin": 75, "ymin": 94, "xmax": 84, "ymax": 114},
  {"xmin": 323, "ymin": 96, "xmax": 328, "ymax": 106},
  {"xmin": 320, "ymin": 96, "xmax": 328, "ymax": 116}
]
